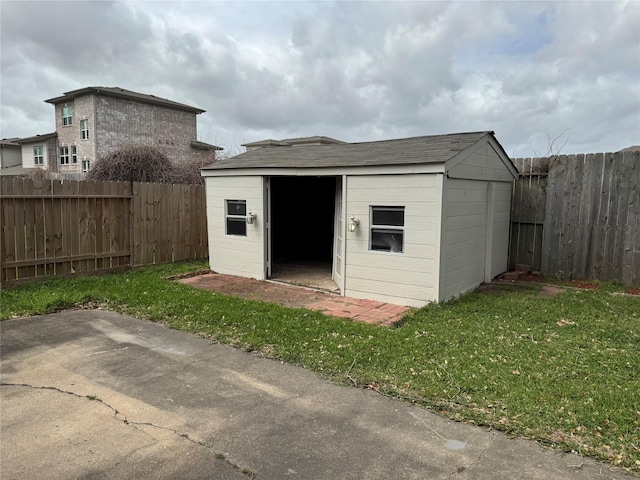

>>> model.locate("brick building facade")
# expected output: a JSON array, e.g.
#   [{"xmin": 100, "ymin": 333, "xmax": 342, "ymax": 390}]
[{"xmin": 42, "ymin": 87, "xmax": 221, "ymax": 174}]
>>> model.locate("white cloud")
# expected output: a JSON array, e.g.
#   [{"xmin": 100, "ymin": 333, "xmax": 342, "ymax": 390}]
[{"xmin": 1, "ymin": 0, "xmax": 638, "ymax": 156}]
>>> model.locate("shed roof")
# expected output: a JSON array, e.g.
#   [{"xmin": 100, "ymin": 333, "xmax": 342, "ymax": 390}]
[
  {"xmin": 204, "ymin": 131, "xmax": 499, "ymax": 170},
  {"xmin": 242, "ymin": 136, "xmax": 346, "ymax": 148},
  {"xmin": 45, "ymin": 87, "xmax": 205, "ymax": 114}
]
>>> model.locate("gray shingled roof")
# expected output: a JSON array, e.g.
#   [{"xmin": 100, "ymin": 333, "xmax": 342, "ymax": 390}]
[
  {"xmin": 242, "ymin": 136, "xmax": 346, "ymax": 147},
  {"xmin": 204, "ymin": 131, "xmax": 494, "ymax": 170},
  {"xmin": 45, "ymin": 87, "xmax": 205, "ymax": 114}
]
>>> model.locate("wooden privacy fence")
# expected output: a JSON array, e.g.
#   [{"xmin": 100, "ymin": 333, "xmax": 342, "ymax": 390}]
[
  {"xmin": 509, "ymin": 151, "xmax": 640, "ymax": 285},
  {"xmin": 0, "ymin": 178, "xmax": 207, "ymax": 287}
]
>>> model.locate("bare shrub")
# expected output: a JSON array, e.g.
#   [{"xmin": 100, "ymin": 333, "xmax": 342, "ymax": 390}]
[
  {"xmin": 172, "ymin": 155, "xmax": 216, "ymax": 186},
  {"xmin": 86, "ymin": 145, "xmax": 216, "ymax": 184},
  {"xmin": 87, "ymin": 145, "xmax": 178, "ymax": 183}
]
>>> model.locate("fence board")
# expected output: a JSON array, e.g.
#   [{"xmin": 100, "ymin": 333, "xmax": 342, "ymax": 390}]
[
  {"xmin": 1, "ymin": 178, "xmax": 17, "ymax": 282},
  {"xmin": 574, "ymin": 154, "xmax": 593, "ymax": 279},
  {"xmin": 31, "ymin": 178, "xmax": 47, "ymax": 277},
  {"xmin": 21, "ymin": 178, "xmax": 37, "ymax": 280},
  {"xmin": 622, "ymin": 152, "xmax": 640, "ymax": 285}
]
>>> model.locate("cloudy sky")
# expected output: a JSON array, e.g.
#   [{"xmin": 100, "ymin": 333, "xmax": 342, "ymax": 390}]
[{"xmin": 1, "ymin": 1, "xmax": 638, "ymax": 157}]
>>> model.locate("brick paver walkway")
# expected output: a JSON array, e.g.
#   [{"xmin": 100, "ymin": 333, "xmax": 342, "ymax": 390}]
[{"xmin": 179, "ymin": 273, "xmax": 409, "ymax": 326}]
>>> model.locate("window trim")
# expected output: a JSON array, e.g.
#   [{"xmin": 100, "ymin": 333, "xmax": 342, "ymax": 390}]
[
  {"xmin": 71, "ymin": 146, "xmax": 77, "ymax": 164},
  {"xmin": 33, "ymin": 146, "xmax": 44, "ymax": 165},
  {"xmin": 225, "ymin": 199, "xmax": 247, "ymax": 237},
  {"xmin": 369, "ymin": 205, "xmax": 405, "ymax": 253},
  {"xmin": 80, "ymin": 119, "xmax": 89, "ymax": 139},
  {"xmin": 59, "ymin": 146, "xmax": 70, "ymax": 165},
  {"xmin": 62, "ymin": 106, "xmax": 72, "ymax": 126},
  {"xmin": 82, "ymin": 159, "xmax": 90, "ymax": 173}
]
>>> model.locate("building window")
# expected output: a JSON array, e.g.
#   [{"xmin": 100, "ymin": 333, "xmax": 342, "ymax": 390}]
[
  {"xmin": 226, "ymin": 200, "xmax": 247, "ymax": 236},
  {"xmin": 62, "ymin": 106, "xmax": 73, "ymax": 126},
  {"xmin": 33, "ymin": 146, "xmax": 44, "ymax": 165},
  {"xmin": 370, "ymin": 206, "xmax": 405, "ymax": 253},
  {"xmin": 82, "ymin": 159, "xmax": 90, "ymax": 173},
  {"xmin": 59, "ymin": 146, "xmax": 70, "ymax": 165},
  {"xmin": 71, "ymin": 146, "xmax": 77, "ymax": 163},
  {"xmin": 80, "ymin": 119, "xmax": 89, "ymax": 139}
]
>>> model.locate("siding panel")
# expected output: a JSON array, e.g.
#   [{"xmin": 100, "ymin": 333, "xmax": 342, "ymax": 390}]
[
  {"xmin": 344, "ymin": 174, "xmax": 443, "ymax": 305},
  {"xmin": 206, "ymin": 176, "xmax": 265, "ymax": 279},
  {"xmin": 442, "ymin": 178, "xmax": 488, "ymax": 300}
]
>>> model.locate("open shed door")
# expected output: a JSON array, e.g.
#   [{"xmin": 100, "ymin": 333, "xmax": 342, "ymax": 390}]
[
  {"xmin": 332, "ymin": 176, "xmax": 345, "ymax": 293},
  {"xmin": 264, "ymin": 176, "xmax": 272, "ymax": 278}
]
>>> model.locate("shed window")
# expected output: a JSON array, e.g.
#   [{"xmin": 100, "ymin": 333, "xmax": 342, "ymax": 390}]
[
  {"xmin": 370, "ymin": 206, "xmax": 404, "ymax": 253},
  {"xmin": 226, "ymin": 200, "xmax": 247, "ymax": 236}
]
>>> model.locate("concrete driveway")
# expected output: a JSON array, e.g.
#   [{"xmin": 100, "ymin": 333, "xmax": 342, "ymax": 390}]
[{"xmin": 0, "ymin": 310, "xmax": 631, "ymax": 479}]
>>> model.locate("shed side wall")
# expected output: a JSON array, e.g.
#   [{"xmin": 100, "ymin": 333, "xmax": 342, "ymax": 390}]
[
  {"xmin": 489, "ymin": 181, "xmax": 513, "ymax": 278},
  {"xmin": 442, "ymin": 178, "xmax": 488, "ymax": 300},
  {"xmin": 344, "ymin": 174, "xmax": 443, "ymax": 307},
  {"xmin": 205, "ymin": 176, "xmax": 265, "ymax": 279}
]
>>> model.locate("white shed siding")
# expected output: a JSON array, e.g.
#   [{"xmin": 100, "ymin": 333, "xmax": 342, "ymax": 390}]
[
  {"xmin": 441, "ymin": 178, "xmax": 488, "ymax": 300},
  {"xmin": 205, "ymin": 176, "xmax": 265, "ymax": 279},
  {"xmin": 447, "ymin": 139, "xmax": 514, "ymax": 182},
  {"xmin": 344, "ymin": 174, "xmax": 443, "ymax": 307},
  {"xmin": 489, "ymin": 181, "xmax": 512, "ymax": 278}
]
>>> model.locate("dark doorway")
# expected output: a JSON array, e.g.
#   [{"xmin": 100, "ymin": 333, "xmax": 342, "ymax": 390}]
[
  {"xmin": 269, "ymin": 176, "xmax": 337, "ymax": 291},
  {"xmin": 270, "ymin": 176, "xmax": 336, "ymax": 262}
]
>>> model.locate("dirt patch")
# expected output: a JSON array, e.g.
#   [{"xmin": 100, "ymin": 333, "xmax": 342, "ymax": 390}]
[
  {"xmin": 625, "ymin": 287, "xmax": 640, "ymax": 296},
  {"xmin": 537, "ymin": 285, "xmax": 566, "ymax": 298}
]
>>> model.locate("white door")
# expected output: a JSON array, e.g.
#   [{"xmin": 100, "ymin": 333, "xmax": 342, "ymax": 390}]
[
  {"xmin": 264, "ymin": 176, "xmax": 272, "ymax": 278},
  {"xmin": 332, "ymin": 176, "xmax": 345, "ymax": 293}
]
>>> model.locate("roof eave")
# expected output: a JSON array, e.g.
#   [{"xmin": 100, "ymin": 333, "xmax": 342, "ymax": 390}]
[{"xmin": 45, "ymin": 87, "xmax": 206, "ymax": 114}]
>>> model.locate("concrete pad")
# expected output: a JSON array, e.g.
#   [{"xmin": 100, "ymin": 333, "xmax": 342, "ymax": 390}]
[{"xmin": 0, "ymin": 310, "xmax": 632, "ymax": 480}]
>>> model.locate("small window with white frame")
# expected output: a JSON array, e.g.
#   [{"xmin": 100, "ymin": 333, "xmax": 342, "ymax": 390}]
[
  {"xmin": 370, "ymin": 206, "xmax": 405, "ymax": 253},
  {"xmin": 82, "ymin": 159, "xmax": 90, "ymax": 173},
  {"xmin": 62, "ymin": 106, "xmax": 72, "ymax": 126},
  {"xmin": 59, "ymin": 146, "xmax": 70, "ymax": 165},
  {"xmin": 226, "ymin": 200, "xmax": 247, "ymax": 236},
  {"xmin": 80, "ymin": 119, "xmax": 89, "ymax": 139},
  {"xmin": 33, "ymin": 146, "xmax": 44, "ymax": 165},
  {"xmin": 71, "ymin": 146, "xmax": 77, "ymax": 163}
]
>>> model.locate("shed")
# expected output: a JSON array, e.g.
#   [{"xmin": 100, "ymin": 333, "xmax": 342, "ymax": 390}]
[{"xmin": 201, "ymin": 131, "xmax": 518, "ymax": 307}]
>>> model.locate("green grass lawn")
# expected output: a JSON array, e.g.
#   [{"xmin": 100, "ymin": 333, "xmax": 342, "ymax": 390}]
[{"xmin": 1, "ymin": 261, "xmax": 638, "ymax": 474}]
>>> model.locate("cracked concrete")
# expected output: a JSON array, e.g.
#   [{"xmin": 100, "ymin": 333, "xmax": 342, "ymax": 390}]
[{"xmin": 1, "ymin": 310, "xmax": 633, "ymax": 480}]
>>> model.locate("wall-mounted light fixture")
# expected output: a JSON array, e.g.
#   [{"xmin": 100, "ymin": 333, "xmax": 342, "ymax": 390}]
[
  {"xmin": 246, "ymin": 211, "xmax": 257, "ymax": 224},
  {"xmin": 348, "ymin": 216, "xmax": 359, "ymax": 232}
]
